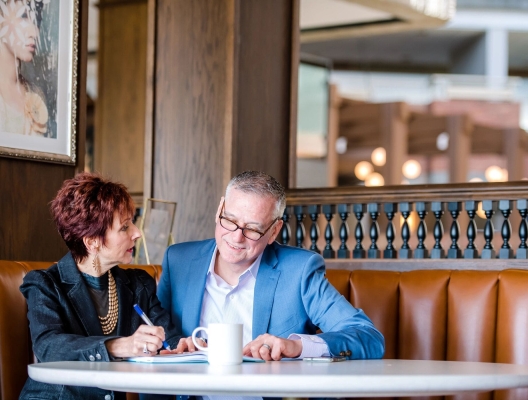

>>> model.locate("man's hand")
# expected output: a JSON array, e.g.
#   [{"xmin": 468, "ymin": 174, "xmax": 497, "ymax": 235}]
[
  {"xmin": 243, "ymin": 333, "xmax": 302, "ymax": 361},
  {"xmin": 160, "ymin": 336, "xmax": 207, "ymax": 354}
]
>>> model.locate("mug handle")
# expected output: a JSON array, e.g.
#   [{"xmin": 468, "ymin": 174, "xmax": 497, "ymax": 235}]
[{"xmin": 191, "ymin": 327, "xmax": 208, "ymax": 351}]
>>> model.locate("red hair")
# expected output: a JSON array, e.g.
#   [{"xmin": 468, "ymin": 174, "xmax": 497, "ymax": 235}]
[{"xmin": 50, "ymin": 172, "xmax": 135, "ymax": 262}]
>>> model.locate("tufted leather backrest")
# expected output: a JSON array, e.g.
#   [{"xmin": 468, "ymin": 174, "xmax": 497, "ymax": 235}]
[
  {"xmin": 3, "ymin": 262, "xmax": 528, "ymax": 400},
  {"xmin": 0, "ymin": 260, "xmax": 161, "ymax": 400},
  {"xmin": 326, "ymin": 269, "xmax": 528, "ymax": 400}
]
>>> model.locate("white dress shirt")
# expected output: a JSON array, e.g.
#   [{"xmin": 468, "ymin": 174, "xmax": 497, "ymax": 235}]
[{"xmin": 197, "ymin": 247, "xmax": 330, "ymax": 400}]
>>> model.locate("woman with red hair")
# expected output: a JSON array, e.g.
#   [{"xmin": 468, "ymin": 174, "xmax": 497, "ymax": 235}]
[{"xmin": 19, "ymin": 172, "xmax": 181, "ymax": 400}]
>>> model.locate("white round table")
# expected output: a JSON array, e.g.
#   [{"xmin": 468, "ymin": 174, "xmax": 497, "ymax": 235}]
[{"xmin": 28, "ymin": 359, "xmax": 528, "ymax": 397}]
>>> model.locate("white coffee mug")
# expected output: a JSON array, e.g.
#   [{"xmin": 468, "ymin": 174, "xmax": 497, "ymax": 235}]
[{"xmin": 192, "ymin": 323, "xmax": 243, "ymax": 366}]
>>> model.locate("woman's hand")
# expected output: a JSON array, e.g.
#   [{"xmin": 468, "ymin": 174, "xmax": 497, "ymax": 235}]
[{"xmin": 105, "ymin": 325, "xmax": 166, "ymax": 358}]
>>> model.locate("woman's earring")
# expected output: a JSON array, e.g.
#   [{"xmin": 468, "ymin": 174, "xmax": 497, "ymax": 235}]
[{"xmin": 92, "ymin": 250, "xmax": 101, "ymax": 274}]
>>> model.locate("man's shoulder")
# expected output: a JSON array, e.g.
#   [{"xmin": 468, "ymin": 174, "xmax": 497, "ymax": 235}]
[
  {"xmin": 165, "ymin": 238, "xmax": 215, "ymax": 258},
  {"xmin": 268, "ymin": 241, "xmax": 323, "ymax": 262}
]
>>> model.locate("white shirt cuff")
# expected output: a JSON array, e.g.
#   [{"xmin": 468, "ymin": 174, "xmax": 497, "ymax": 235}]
[{"xmin": 288, "ymin": 333, "xmax": 330, "ymax": 359}]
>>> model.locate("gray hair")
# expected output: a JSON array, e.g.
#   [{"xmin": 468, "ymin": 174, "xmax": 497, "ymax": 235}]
[{"xmin": 225, "ymin": 171, "xmax": 286, "ymax": 219}]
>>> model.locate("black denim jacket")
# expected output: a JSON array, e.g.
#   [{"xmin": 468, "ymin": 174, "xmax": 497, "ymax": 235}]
[{"xmin": 19, "ymin": 252, "xmax": 181, "ymax": 400}]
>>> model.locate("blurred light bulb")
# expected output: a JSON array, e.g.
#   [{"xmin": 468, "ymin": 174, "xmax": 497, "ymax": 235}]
[
  {"xmin": 365, "ymin": 172, "xmax": 384, "ymax": 187},
  {"xmin": 436, "ymin": 132, "xmax": 449, "ymax": 151},
  {"xmin": 354, "ymin": 161, "xmax": 374, "ymax": 180},
  {"xmin": 485, "ymin": 166, "xmax": 503, "ymax": 182},
  {"xmin": 335, "ymin": 137, "xmax": 348, "ymax": 154},
  {"xmin": 402, "ymin": 160, "xmax": 422, "ymax": 180},
  {"xmin": 371, "ymin": 147, "xmax": 386, "ymax": 166},
  {"xmin": 469, "ymin": 177, "xmax": 483, "ymax": 182}
]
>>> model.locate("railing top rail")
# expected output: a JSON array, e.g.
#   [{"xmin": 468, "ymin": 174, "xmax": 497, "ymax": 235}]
[{"xmin": 286, "ymin": 181, "xmax": 528, "ymax": 205}]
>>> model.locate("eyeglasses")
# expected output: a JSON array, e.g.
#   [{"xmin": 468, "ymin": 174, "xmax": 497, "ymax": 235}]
[{"xmin": 219, "ymin": 200, "xmax": 279, "ymax": 241}]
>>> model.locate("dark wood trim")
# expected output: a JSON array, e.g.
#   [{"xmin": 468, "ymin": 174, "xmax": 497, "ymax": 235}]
[
  {"xmin": 326, "ymin": 258, "xmax": 528, "ymax": 271},
  {"xmin": 288, "ymin": 0, "xmax": 300, "ymax": 189},
  {"xmin": 75, "ymin": 0, "xmax": 88, "ymax": 174},
  {"xmin": 286, "ymin": 181, "xmax": 528, "ymax": 205},
  {"xmin": 143, "ymin": 0, "xmax": 157, "ymax": 199},
  {"xmin": 96, "ymin": 0, "xmax": 147, "ymax": 8}
]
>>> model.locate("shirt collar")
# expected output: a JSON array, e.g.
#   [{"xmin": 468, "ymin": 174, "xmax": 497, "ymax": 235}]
[{"xmin": 207, "ymin": 246, "xmax": 263, "ymax": 282}]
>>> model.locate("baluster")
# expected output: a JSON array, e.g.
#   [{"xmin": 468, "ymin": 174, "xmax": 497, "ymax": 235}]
[
  {"xmin": 294, "ymin": 205, "xmax": 306, "ymax": 249},
  {"xmin": 481, "ymin": 200, "xmax": 496, "ymax": 259},
  {"xmin": 431, "ymin": 202, "xmax": 445, "ymax": 259},
  {"xmin": 384, "ymin": 203, "xmax": 398, "ymax": 259},
  {"xmin": 464, "ymin": 201, "xmax": 479, "ymax": 259},
  {"xmin": 517, "ymin": 199, "xmax": 528, "ymax": 259},
  {"xmin": 337, "ymin": 204, "xmax": 351, "ymax": 259},
  {"xmin": 353, "ymin": 204, "xmax": 366, "ymax": 259},
  {"xmin": 498, "ymin": 200, "xmax": 514, "ymax": 259},
  {"xmin": 367, "ymin": 203, "xmax": 380, "ymax": 259},
  {"xmin": 414, "ymin": 202, "xmax": 429, "ymax": 259},
  {"xmin": 322, "ymin": 205, "xmax": 336, "ymax": 259},
  {"xmin": 399, "ymin": 202, "xmax": 413, "ymax": 259},
  {"xmin": 307, "ymin": 205, "xmax": 321, "ymax": 254},
  {"xmin": 280, "ymin": 206, "xmax": 292, "ymax": 246},
  {"xmin": 447, "ymin": 202, "xmax": 462, "ymax": 259}
]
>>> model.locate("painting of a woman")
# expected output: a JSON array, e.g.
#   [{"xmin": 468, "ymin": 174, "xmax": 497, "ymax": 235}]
[{"xmin": 0, "ymin": 0, "xmax": 50, "ymax": 136}]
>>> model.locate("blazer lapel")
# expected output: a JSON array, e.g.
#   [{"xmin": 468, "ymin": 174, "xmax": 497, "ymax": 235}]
[
  {"xmin": 252, "ymin": 245, "xmax": 281, "ymax": 339},
  {"xmin": 181, "ymin": 249, "xmax": 211, "ymax": 335},
  {"xmin": 58, "ymin": 254, "xmax": 104, "ymax": 337}
]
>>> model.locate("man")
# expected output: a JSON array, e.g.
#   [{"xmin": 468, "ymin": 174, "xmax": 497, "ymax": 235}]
[{"xmin": 157, "ymin": 170, "xmax": 384, "ymax": 361}]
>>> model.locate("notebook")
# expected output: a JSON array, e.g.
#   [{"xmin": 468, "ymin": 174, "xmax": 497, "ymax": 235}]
[{"xmin": 126, "ymin": 350, "xmax": 264, "ymax": 364}]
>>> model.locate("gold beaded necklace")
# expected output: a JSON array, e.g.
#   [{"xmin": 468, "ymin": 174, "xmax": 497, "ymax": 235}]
[{"xmin": 99, "ymin": 271, "xmax": 119, "ymax": 335}]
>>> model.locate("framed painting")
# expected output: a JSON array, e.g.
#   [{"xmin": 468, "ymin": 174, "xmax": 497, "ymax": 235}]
[{"xmin": 0, "ymin": 0, "xmax": 79, "ymax": 164}]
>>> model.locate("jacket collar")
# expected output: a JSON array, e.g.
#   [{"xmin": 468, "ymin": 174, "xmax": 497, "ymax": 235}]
[
  {"xmin": 181, "ymin": 239, "xmax": 216, "ymax": 335},
  {"xmin": 57, "ymin": 252, "xmax": 133, "ymax": 336},
  {"xmin": 252, "ymin": 242, "xmax": 281, "ymax": 338}
]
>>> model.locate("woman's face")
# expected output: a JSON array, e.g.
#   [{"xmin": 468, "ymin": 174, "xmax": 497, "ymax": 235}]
[
  {"xmin": 0, "ymin": 0, "xmax": 39, "ymax": 62},
  {"xmin": 98, "ymin": 211, "xmax": 141, "ymax": 268}
]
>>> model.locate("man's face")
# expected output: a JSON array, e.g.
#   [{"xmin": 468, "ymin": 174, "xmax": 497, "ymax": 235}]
[{"xmin": 214, "ymin": 188, "xmax": 283, "ymax": 271}]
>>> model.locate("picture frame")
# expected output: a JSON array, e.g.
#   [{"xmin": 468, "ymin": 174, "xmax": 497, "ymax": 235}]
[
  {"xmin": 0, "ymin": 0, "xmax": 79, "ymax": 164},
  {"xmin": 134, "ymin": 199, "xmax": 177, "ymax": 265}
]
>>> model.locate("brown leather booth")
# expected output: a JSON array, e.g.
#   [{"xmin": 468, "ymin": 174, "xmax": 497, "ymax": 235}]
[
  {"xmin": 0, "ymin": 260, "xmax": 162, "ymax": 400},
  {"xmin": 2, "ymin": 260, "xmax": 528, "ymax": 400}
]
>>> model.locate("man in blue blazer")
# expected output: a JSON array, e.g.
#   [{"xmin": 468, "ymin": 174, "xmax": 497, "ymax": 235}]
[{"xmin": 157, "ymin": 171, "xmax": 384, "ymax": 361}]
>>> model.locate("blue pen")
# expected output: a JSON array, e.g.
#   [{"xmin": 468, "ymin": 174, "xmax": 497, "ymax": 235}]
[{"xmin": 133, "ymin": 304, "xmax": 171, "ymax": 351}]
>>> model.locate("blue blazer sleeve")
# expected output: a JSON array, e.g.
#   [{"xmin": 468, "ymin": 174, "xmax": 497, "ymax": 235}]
[{"xmin": 259, "ymin": 244, "xmax": 385, "ymax": 360}]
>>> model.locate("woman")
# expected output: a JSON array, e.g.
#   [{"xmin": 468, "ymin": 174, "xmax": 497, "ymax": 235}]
[
  {"xmin": 19, "ymin": 173, "xmax": 181, "ymax": 400},
  {"xmin": 0, "ymin": 0, "xmax": 49, "ymax": 136}
]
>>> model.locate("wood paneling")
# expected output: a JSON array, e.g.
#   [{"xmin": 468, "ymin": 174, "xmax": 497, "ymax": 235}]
[
  {"xmin": 233, "ymin": 0, "xmax": 294, "ymax": 184},
  {"xmin": 96, "ymin": 0, "xmax": 148, "ymax": 195},
  {"xmin": 151, "ymin": 0, "xmax": 297, "ymax": 243},
  {"xmin": 0, "ymin": 157, "xmax": 73, "ymax": 261}
]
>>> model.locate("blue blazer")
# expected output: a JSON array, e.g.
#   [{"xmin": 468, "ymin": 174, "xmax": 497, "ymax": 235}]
[{"xmin": 157, "ymin": 239, "xmax": 384, "ymax": 359}]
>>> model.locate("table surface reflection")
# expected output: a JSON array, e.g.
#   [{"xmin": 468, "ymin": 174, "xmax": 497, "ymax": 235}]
[{"xmin": 28, "ymin": 359, "xmax": 528, "ymax": 397}]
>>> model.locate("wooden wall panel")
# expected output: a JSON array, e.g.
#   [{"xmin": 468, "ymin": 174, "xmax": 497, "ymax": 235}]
[
  {"xmin": 96, "ymin": 0, "xmax": 148, "ymax": 196},
  {"xmin": 233, "ymin": 0, "xmax": 294, "ymax": 184},
  {"xmin": 0, "ymin": 157, "xmax": 73, "ymax": 261},
  {"xmin": 152, "ymin": 0, "xmax": 297, "ymax": 243},
  {"xmin": 153, "ymin": 0, "xmax": 233, "ymax": 243}
]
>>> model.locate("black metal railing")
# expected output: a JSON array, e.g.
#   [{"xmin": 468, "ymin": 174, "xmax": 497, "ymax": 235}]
[{"xmin": 281, "ymin": 182, "xmax": 528, "ymax": 260}]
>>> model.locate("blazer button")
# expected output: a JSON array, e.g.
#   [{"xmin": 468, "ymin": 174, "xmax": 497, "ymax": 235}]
[
  {"xmin": 339, "ymin": 351, "xmax": 345, "ymax": 356},
  {"xmin": 96, "ymin": 353, "xmax": 102, "ymax": 360},
  {"xmin": 346, "ymin": 350, "xmax": 352, "ymax": 356},
  {"xmin": 105, "ymin": 395, "xmax": 111, "ymax": 400},
  {"xmin": 89, "ymin": 355, "xmax": 95, "ymax": 361}
]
